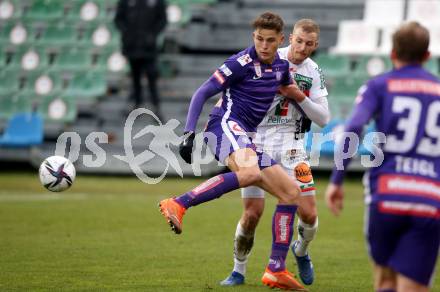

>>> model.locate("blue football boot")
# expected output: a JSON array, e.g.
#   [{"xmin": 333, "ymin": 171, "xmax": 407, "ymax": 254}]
[
  {"xmin": 220, "ymin": 271, "xmax": 245, "ymax": 286},
  {"xmin": 291, "ymin": 240, "xmax": 314, "ymax": 285}
]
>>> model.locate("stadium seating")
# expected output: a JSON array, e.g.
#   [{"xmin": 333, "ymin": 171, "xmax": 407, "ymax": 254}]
[
  {"xmin": 22, "ymin": 71, "xmax": 64, "ymax": 98},
  {"xmin": 0, "ymin": 112, "xmax": 43, "ymax": 146},
  {"xmin": 378, "ymin": 25, "xmax": 397, "ymax": 55},
  {"xmin": 37, "ymin": 94, "xmax": 77, "ymax": 122},
  {"xmin": 8, "ymin": 46, "xmax": 49, "ymax": 72},
  {"xmin": 426, "ymin": 57, "xmax": 439, "ymax": 75},
  {"xmin": 363, "ymin": 0, "xmax": 404, "ymax": 28},
  {"xmin": 331, "ymin": 20, "xmax": 379, "ymax": 55},
  {"xmin": 0, "ymin": 48, "xmax": 7, "ymax": 68},
  {"xmin": 353, "ymin": 55, "xmax": 392, "ymax": 77},
  {"xmin": 52, "ymin": 49, "xmax": 93, "ymax": 73},
  {"xmin": 428, "ymin": 26, "xmax": 440, "ymax": 57},
  {"xmin": 66, "ymin": 0, "xmax": 106, "ymax": 23},
  {"xmin": 24, "ymin": 0, "xmax": 64, "ymax": 22},
  {"xmin": 65, "ymin": 72, "xmax": 107, "ymax": 101},
  {"xmin": 37, "ymin": 25, "xmax": 79, "ymax": 48},
  {"xmin": 0, "ymin": 93, "xmax": 32, "ymax": 120},
  {"xmin": 313, "ymin": 53, "xmax": 351, "ymax": 78},
  {"xmin": 407, "ymin": 0, "xmax": 440, "ymax": 26},
  {"xmin": 166, "ymin": 1, "xmax": 192, "ymax": 27},
  {"xmin": 0, "ymin": 22, "xmax": 34, "ymax": 48},
  {"xmin": 81, "ymin": 24, "xmax": 119, "ymax": 50},
  {"xmin": 0, "ymin": 0, "xmax": 22, "ymax": 20},
  {"xmin": 0, "ymin": 70, "xmax": 20, "ymax": 96},
  {"xmin": 8, "ymin": 0, "xmax": 440, "ymax": 174},
  {"xmin": 95, "ymin": 49, "xmax": 128, "ymax": 73}
]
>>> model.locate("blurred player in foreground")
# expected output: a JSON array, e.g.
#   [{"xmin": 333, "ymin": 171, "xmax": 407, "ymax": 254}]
[
  {"xmin": 221, "ymin": 19, "xmax": 329, "ymax": 287},
  {"xmin": 326, "ymin": 22, "xmax": 440, "ymax": 292},
  {"xmin": 159, "ymin": 12, "xmax": 308, "ymax": 290}
]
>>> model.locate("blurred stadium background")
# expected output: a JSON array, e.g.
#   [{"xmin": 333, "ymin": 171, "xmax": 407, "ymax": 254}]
[
  {"xmin": 0, "ymin": 0, "xmax": 438, "ymax": 176},
  {"xmin": 1, "ymin": 1, "xmax": 440, "ymax": 291}
]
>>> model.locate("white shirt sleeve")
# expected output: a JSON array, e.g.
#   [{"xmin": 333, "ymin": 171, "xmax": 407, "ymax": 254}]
[
  {"xmin": 298, "ymin": 95, "xmax": 330, "ymax": 128},
  {"xmin": 297, "ymin": 62, "xmax": 330, "ymax": 128}
]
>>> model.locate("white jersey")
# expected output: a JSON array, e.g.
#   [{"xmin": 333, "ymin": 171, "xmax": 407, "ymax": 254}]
[{"xmin": 254, "ymin": 46, "xmax": 328, "ymax": 152}]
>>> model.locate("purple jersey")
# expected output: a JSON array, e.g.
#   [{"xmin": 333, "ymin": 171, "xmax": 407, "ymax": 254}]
[
  {"xmin": 208, "ymin": 46, "xmax": 291, "ymax": 132},
  {"xmin": 332, "ymin": 64, "xmax": 440, "ymax": 211}
]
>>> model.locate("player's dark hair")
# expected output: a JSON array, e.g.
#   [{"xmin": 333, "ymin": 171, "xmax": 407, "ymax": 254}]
[
  {"xmin": 392, "ymin": 21, "xmax": 429, "ymax": 63},
  {"xmin": 293, "ymin": 19, "xmax": 320, "ymax": 37},
  {"xmin": 252, "ymin": 12, "xmax": 284, "ymax": 33}
]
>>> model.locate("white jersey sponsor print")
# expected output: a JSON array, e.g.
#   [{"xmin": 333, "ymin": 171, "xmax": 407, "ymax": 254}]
[{"xmin": 255, "ymin": 46, "xmax": 328, "ymax": 151}]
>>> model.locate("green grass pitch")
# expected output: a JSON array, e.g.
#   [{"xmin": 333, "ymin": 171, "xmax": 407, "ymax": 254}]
[{"xmin": 0, "ymin": 172, "xmax": 438, "ymax": 291}]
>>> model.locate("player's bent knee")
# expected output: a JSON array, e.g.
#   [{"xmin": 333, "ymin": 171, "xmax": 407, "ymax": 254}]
[
  {"xmin": 301, "ymin": 210, "xmax": 318, "ymax": 225},
  {"xmin": 244, "ymin": 207, "xmax": 263, "ymax": 223}
]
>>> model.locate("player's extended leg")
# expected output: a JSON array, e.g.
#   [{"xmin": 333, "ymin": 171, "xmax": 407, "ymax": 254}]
[
  {"xmin": 257, "ymin": 164, "xmax": 306, "ymax": 291},
  {"xmin": 159, "ymin": 148, "xmax": 263, "ymax": 234},
  {"xmin": 220, "ymin": 197, "xmax": 264, "ymax": 286},
  {"xmin": 373, "ymin": 264, "xmax": 397, "ymax": 292},
  {"xmin": 292, "ymin": 195, "xmax": 318, "ymax": 285}
]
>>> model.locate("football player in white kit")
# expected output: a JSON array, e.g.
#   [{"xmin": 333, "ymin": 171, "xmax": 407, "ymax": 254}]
[{"xmin": 221, "ymin": 19, "xmax": 330, "ymax": 287}]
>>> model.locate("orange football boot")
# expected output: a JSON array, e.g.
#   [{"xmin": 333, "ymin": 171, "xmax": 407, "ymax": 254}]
[
  {"xmin": 261, "ymin": 267, "xmax": 307, "ymax": 291},
  {"xmin": 158, "ymin": 198, "xmax": 186, "ymax": 234}
]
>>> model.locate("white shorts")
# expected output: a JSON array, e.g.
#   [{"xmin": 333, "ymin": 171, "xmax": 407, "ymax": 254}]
[{"xmin": 241, "ymin": 149, "xmax": 316, "ymax": 199}]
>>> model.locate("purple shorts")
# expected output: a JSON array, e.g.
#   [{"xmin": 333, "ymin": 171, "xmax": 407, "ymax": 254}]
[
  {"xmin": 203, "ymin": 115, "xmax": 276, "ymax": 169},
  {"xmin": 366, "ymin": 201, "xmax": 440, "ymax": 286}
]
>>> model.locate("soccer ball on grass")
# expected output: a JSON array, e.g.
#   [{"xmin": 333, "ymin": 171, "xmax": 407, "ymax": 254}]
[{"xmin": 39, "ymin": 156, "xmax": 76, "ymax": 192}]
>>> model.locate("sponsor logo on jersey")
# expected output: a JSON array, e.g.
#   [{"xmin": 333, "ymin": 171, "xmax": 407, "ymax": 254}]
[
  {"xmin": 294, "ymin": 162, "xmax": 313, "ymax": 183},
  {"xmin": 294, "ymin": 73, "xmax": 312, "ymax": 97},
  {"xmin": 378, "ymin": 201, "xmax": 440, "ymax": 218},
  {"xmin": 267, "ymin": 116, "xmax": 295, "ymax": 124},
  {"xmin": 377, "ymin": 174, "xmax": 440, "ymax": 202},
  {"xmin": 275, "ymin": 98, "xmax": 289, "ymax": 116},
  {"xmin": 213, "ymin": 70, "xmax": 225, "ymax": 84},
  {"xmin": 219, "ymin": 64, "xmax": 232, "ymax": 76},
  {"xmin": 237, "ymin": 54, "xmax": 252, "ymax": 66},
  {"xmin": 253, "ymin": 61, "xmax": 262, "ymax": 79},
  {"xmin": 388, "ymin": 79, "xmax": 440, "ymax": 96}
]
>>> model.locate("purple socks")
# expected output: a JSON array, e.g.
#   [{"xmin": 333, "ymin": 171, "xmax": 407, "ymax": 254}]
[
  {"xmin": 175, "ymin": 172, "xmax": 239, "ymax": 209},
  {"xmin": 268, "ymin": 204, "xmax": 297, "ymax": 272}
]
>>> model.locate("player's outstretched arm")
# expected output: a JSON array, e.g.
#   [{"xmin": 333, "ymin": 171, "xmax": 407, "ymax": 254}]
[
  {"xmin": 184, "ymin": 80, "xmax": 221, "ymax": 133},
  {"xmin": 180, "ymin": 80, "xmax": 221, "ymax": 164}
]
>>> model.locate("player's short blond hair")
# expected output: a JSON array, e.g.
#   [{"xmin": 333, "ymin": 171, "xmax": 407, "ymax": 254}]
[{"xmin": 293, "ymin": 19, "xmax": 320, "ymax": 37}]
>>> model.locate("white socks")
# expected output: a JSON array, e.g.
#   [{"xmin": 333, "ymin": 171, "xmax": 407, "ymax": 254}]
[
  {"xmin": 233, "ymin": 221, "xmax": 255, "ymax": 276},
  {"xmin": 294, "ymin": 217, "xmax": 318, "ymax": 257}
]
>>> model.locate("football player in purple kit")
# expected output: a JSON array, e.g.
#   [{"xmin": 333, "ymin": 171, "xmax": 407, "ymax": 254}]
[
  {"xmin": 158, "ymin": 12, "xmax": 307, "ymax": 290},
  {"xmin": 326, "ymin": 22, "xmax": 440, "ymax": 292},
  {"xmin": 221, "ymin": 19, "xmax": 329, "ymax": 288}
]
